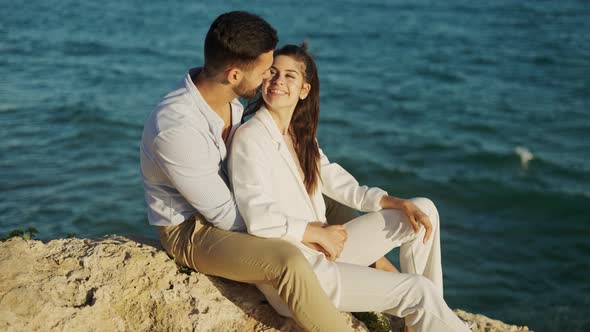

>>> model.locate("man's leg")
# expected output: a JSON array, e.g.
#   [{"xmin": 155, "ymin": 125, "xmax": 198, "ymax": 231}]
[{"xmin": 157, "ymin": 217, "xmax": 352, "ymax": 332}]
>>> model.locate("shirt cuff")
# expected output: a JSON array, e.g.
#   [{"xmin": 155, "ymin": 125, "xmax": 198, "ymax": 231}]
[
  {"xmin": 361, "ymin": 188, "xmax": 388, "ymax": 212},
  {"xmin": 285, "ymin": 217, "xmax": 309, "ymax": 242}
]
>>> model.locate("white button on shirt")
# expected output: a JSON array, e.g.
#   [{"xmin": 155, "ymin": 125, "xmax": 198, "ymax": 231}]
[{"xmin": 140, "ymin": 67, "xmax": 245, "ymax": 230}]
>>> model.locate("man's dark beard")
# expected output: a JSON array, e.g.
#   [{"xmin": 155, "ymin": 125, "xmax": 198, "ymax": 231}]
[{"xmin": 234, "ymin": 81, "xmax": 259, "ymax": 99}]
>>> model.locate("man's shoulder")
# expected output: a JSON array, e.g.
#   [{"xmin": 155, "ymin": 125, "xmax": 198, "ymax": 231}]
[{"xmin": 148, "ymin": 87, "xmax": 208, "ymax": 136}]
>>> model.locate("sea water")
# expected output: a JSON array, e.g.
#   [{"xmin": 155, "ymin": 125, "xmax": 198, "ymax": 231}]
[{"xmin": 1, "ymin": 1, "xmax": 589, "ymax": 330}]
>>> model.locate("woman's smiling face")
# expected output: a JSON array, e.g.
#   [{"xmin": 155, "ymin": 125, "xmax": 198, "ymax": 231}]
[{"xmin": 262, "ymin": 55, "xmax": 310, "ymax": 112}]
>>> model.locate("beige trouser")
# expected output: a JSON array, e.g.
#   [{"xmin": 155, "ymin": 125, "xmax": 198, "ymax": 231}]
[{"xmin": 157, "ymin": 196, "xmax": 355, "ymax": 332}]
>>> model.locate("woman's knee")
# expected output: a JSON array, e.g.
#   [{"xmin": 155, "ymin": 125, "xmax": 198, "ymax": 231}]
[
  {"xmin": 410, "ymin": 197, "xmax": 439, "ymax": 226},
  {"xmin": 407, "ymin": 275, "xmax": 439, "ymax": 302}
]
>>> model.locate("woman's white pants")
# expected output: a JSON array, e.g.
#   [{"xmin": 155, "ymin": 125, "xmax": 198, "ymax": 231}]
[
  {"xmin": 335, "ymin": 197, "xmax": 469, "ymax": 332},
  {"xmin": 262, "ymin": 197, "xmax": 470, "ymax": 332}
]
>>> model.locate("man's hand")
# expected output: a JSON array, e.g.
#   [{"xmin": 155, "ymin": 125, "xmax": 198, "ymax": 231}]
[{"xmin": 380, "ymin": 196, "xmax": 432, "ymax": 243}]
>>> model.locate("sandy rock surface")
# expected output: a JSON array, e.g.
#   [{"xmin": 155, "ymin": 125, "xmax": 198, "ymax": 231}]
[
  {"xmin": 0, "ymin": 236, "xmax": 530, "ymax": 332},
  {"xmin": 0, "ymin": 235, "xmax": 364, "ymax": 332},
  {"xmin": 454, "ymin": 309, "xmax": 531, "ymax": 332}
]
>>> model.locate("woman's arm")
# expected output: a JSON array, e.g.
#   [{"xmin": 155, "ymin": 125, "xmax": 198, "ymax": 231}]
[
  {"xmin": 319, "ymin": 147, "xmax": 387, "ymax": 212},
  {"xmin": 319, "ymin": 146, "xmax": 432, "ymax": 244},
  {"xmin": 229, "ymin": 130, "xmax": 348, "ymax": 258}
]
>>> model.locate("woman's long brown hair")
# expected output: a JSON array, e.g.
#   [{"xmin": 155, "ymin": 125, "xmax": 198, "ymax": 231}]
[{"xmin": 243, "ymin": 43, "xmax": 321, "ymax": 195}]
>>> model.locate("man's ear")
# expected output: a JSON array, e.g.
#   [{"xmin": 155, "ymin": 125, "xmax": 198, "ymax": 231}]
[
  {"xmin": 225, "ymin": 67, "xmax": 243, "ymax": 85},
  {"xmin": 299, "ymin": 83, "xmax": 311, "ymax": 100}
]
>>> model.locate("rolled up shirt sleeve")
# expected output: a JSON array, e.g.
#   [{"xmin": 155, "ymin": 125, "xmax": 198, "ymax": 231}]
[
  {"xmin": 319, "ymin": 147, "xmax": 387, "ymax": 212},
  {"xmin": 229, "ymin": 130, "xmax": 308, "ymax": 242},
  {"xmin": 153, "ymin": 125, "xmax": 243, "ymax": 231}
]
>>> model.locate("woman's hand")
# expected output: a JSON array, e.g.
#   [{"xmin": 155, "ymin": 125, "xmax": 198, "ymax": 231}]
[
  {"xmin": 303, "ymin": 222, "xmax": 347, "ymax": 261},
  {"xmin": 380, "ymin": 196, "xmax": 432, "ymax": 243},
  {"xmin": 317, "ymin": 225, "xmax": 348, "ymax": 261},
  {"xmin": 401, "ymin": 200, "xmax": 432, "ymax": 243},
  {"xmin": 302, "ymin": 241, "xmax": 328, "ymax": 255}
]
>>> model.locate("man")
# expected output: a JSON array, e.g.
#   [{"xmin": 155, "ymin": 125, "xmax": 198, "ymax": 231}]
[{"xmin": 140, "ymin": 11, "xmax": 352, "ymax": 331}]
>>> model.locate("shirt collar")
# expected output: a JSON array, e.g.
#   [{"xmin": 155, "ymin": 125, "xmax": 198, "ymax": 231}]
[{"xmin": 184, "ymin": 67, "xmax": 243, "ymax": 135}]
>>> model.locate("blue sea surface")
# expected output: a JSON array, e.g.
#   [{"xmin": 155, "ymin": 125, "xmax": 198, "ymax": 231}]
[{"xmin": 1, "ymin": 1, "xmax": 589, "ymax": 331}]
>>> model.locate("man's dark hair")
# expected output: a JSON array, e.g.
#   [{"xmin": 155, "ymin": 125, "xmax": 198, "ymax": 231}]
[{"xmin": 204, "ymin": 11, "xmax": 278, "ymax": 76}]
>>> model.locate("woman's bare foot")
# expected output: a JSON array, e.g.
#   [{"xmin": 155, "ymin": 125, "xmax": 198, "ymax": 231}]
[
  {"xmin": 405, "ymin": 326, "xmax": 414, "ymax": 332},
  {"xmin": 371, "ymin": 256, "xmax": 400, "ymax": 273}
]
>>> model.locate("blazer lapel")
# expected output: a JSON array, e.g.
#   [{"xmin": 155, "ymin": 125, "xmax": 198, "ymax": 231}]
[{"xmin": 254, "ymin": 108, "xmax": 317, "ymax": 218}]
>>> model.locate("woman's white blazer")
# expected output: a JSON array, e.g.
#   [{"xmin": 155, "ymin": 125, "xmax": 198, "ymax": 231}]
[{"xmin": 228, "ymin": 106, "xmax": 387, "ymax": 306}]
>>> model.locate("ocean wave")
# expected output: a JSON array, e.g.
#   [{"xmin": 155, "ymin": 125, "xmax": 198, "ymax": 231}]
[
  {"xmin": 59, "ymin": 38, "xmax": 173, "ymax": 61},
  {"xmin": 0, "ymin": 102, "xmax": 142, "ymax": 159},
  {"xmin": 344, "ymin": 140, "xmax": 589, "ymax": 209},
  {"xmin": 514, "ymin": 146, "xmax": 534, "ymax": 168},
  {"xmin": 447, "ymin": 146, "xmax": 583, "ymax": 177},
  {"xmin": 444, "ymin": 174, "xmax": 588, "ymax": 217},
  {"xmin": 321, "ymin": 116, "xmax": 354, "ymax": 129},
  {"xmin": 453, "ymin": 122, "xmax": 498, "ymax": 134},
  {"xmin": 62, "ymin": 40, "xmax": 114, "ymax": 57},
  {"xmin": 415, "ymin": 65, "xmax": 465, "ymax": 83},
  {"xmin": 44, "ymin": 102, "xmax": 142, "ymax": 131}
]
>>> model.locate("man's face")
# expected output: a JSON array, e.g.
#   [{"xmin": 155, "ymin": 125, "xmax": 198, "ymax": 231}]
[{"xmin": 233, "ymin": 50, "xmax": 274, "ymax": 98}]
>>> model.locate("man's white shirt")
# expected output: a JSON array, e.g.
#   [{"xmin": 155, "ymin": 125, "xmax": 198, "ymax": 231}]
[{"xmin": 140, "ymin": 67, "xmax": 245, "ymax": 230}]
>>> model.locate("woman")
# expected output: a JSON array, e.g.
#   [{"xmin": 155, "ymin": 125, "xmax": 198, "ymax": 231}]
[{"xmin": 228, "ymin": 44, "xmax": 472, "ymax": 332}]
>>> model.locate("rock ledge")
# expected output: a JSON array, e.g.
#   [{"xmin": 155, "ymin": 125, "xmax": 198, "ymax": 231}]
[{"xmin": 0, "ymin": 236, "xmax": 530, "ymax": 331}]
